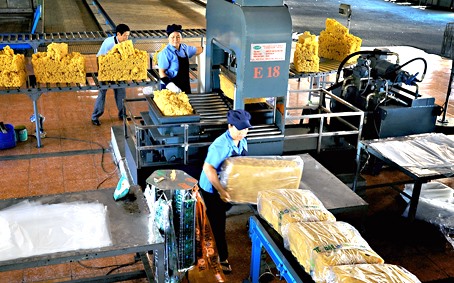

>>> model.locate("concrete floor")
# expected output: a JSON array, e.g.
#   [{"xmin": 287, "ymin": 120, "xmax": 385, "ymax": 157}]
[{"xmin": 1, "ymin": 0, "xmax": 454, "ymax": 282}]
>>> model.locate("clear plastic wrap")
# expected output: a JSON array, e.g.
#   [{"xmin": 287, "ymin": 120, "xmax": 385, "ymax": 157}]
[
  {"xmin": 0, "ymin": 200, "xmax": 112, "ymax": 261},
  {"xmin": 281, "ymin": 221, "xmax": 384, "ymax": 282},
  {"xmin": 219, "ymin": 155, "xmax": 304, "ymax": 204},
  {"xmin": 326, "ymin": 264, "xmax": 421, "ymax": 283},
  {"xmin": 368, "ymin": 133, "xmax": 454, "ymax": 175},
  {"xmin": 401, "ymin": 182, "xmax": 454, "ymax": 249},
  {"xmin": 257, "ymin": 189, "xmax": 336, "ymax": 235}
]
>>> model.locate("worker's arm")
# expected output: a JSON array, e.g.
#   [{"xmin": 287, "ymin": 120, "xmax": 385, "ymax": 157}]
[
  {"xmin": 203, "ymin": 162, "xmax": 231, "ymax": 202},
  {"xmin": 195, "ymin": 46, "xmax": 203, "ymax": 56},
  {"xmin": 159, "ymin": 68, "xmax": 169, "ymax": 82}
]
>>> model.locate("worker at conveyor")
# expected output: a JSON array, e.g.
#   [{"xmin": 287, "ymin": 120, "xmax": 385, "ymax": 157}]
[
  {"xmin": 157, "ymin": 24, "xmax": 203, "ymax": 94},
  {"xmin": 199, "ymin": 109, "xmax": 252, "ymax": 274},
  {"xmin": 91, "ymin": 24, "xmax": 131, "ymax": 126}
]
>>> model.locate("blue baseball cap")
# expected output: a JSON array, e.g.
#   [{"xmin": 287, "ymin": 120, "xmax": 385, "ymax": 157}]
[{"xmin": 227, "ymin": 109, "xmax": 252, "ymax": 130}]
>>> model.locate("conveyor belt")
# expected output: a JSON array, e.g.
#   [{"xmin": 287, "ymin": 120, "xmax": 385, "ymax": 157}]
[
  {"xmin": 289, "ymin": 58, "xmax": 348, "ymax": 79},
  {"xmin": 0, "ymin": 29, "xmax": 206, "ymax": 45},
  {"xmin": 0, "ymin": 71, "xmax": 158, "ymax": 95},
  {"xmin": 187, "ymin": 93, "xmax": 230, "ymax": 122}
]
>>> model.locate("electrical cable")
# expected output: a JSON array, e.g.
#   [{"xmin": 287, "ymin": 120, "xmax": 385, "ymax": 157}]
[
  {"xmin": 335, "ymin": 50, "xmax": 398, "ymax": 84},
  {"xmin": 46, "ymin": 136, "xmax": 120, "ymax": 189},
  {"xmin": 75, "ymin": 258, "xmax": 140, "ymax": 276}
]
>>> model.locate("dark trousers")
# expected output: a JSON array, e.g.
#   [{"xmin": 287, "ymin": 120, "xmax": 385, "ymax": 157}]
[{"xmin": 200, "ymin": 189, "xmax": 232, "ymax": 262}]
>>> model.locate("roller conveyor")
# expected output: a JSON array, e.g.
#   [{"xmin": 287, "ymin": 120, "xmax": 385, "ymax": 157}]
[
  {"xmin": 187, "ymin": 93, "xmax": 230, "ymax": 122},
  {"xmin": 0, "ymin": 29, "xmax": 206, "ymax": 45},
  {"xmin": 0, "ymin": 71, "xmax": 158, "ymax": 95}
]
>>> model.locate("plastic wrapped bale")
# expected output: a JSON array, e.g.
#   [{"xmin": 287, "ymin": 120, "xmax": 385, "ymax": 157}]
[
  {"xmin": 257, "ymin": 189, "xmax": 336, "ymax": 235},
  {"xmin": 219, "ymin": 155, "xmax": 304, "ymax": 204},
  {"xmin": 326, "ymin": 264, "xmax": 421, "ymax": 283},
  {"xmin": 281, "ymin": 221, "xmax": 384, "ymax": 282}
]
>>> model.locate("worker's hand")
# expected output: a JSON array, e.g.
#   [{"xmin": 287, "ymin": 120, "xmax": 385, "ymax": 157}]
[
  {"xmin": 219, "ymin": 189, "xmax": 231, "ymax": 203},
  {"xmin": 166, "ymin": 82, "xmax": 181, "ymax": 93}
]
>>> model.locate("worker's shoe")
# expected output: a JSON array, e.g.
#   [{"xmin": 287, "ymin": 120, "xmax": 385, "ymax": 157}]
[
  {"xmin": 91, "ymin": 119, "xmax": 101, "ymax": 126},
  {"xmin": 220, "ymin": 260, "xmax": 232, "ymax": 274}
]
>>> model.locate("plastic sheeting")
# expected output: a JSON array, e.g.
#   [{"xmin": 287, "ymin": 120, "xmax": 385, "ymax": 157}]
[
  {"xmin": 257, "ymin": 189, "xmax": 336, "ymax": 235},
  {"xmin": 368, "ymin": 133, "xmax": 454, "ymax": 176},
  {"xmin": 326, "ymin": 264, "xmax": 421, "ymax": 283},
  {"xmin": 402, "ymin": 182, "xmax": 454, "ymax": 248},
  {"xmin": 0, "ymin": 200, "xmax": 112, "ymax": 261},
  {"xmin": 219, "ymin": 155, "xmax": 304, "ymax": 204},
  {"xmin": 282, "ymin": 221, "xmax": 384, "ymax": 282}
]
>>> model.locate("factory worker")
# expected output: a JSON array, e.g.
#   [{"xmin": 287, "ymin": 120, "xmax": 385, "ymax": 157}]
[
  {"xmin": 199, "ymin": 109, "xmax": 252, "ymax": 274},
  {"xmin": 91, "ymin": 23, "xmax": 130, "ymax": 126},
  {"xmin": 158, "ymin": 24, "xmax": 203, "ymax": 94}
]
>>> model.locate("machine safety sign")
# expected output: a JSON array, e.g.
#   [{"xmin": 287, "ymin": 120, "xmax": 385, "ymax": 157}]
[{"xmin": 250, "ymin": 43, "xmax": 286, "ymax": 62}]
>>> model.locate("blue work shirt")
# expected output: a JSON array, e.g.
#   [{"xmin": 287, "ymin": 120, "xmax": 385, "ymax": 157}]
[
  {"xmin": 199, "ymin": 130, "xmax": 248, "ymax": 193},
  {"xmin": 97, "ymin": 36, "xmax": 117, "ymax": 57},
  {"xmin": 157, "ymin": 43, "xmax": 197, "ymax": 79}
]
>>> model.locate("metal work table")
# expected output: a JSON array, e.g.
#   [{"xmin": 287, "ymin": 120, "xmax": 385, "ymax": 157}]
[
  {"xmin": 352, "ymin": 133, "xmax": 454, "ymax": 221},
  {"xmin": 248, "ymin": 153, "xmax": 368, "ymax": 282},
  {"xmin": 0, "ymin": 187, "xmax": 165, "ymax": 283},
  {"xmin": 0, "ymin": 72, "xmax": 159, "ymax": 148},
  {"xmin": 298, "ymin": 153, "xmax": 368, "ymax": 216}
]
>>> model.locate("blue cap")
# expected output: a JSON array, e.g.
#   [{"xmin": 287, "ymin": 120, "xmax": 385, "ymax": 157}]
[
  {"xmin": 227, "ymin": 109, "xmax": 252, "ymax": 130},
  {"xmin": 166, "ymin": 24, "xmax": 182, "ymax": 36}
]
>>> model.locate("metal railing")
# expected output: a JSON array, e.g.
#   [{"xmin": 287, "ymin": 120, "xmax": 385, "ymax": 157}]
[
  {"xmin": 284, "ymin": 88, "xmax": 364, "ymax": 153},
  {"xmin": 123, "ymin": 97, "xmax": 227, "ymax": 169}
]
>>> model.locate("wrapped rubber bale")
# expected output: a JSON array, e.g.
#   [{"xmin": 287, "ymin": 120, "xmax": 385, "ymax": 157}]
[
  {"xmin": 257, "ymin": 189, "xmax": 336, "ymax": 235},
  {"xmin": 219, "ymin": 156, "xmax": 304, "ymax": 204},
  {"xmin": 326, "ymin": 264, "xmax": 421, "ymax": 283},
  {"xmin": 282, "ymin": 221, "xmax": 384, "ymax": 282}
]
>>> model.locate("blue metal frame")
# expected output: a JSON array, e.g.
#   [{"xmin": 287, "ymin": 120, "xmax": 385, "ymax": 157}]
[
  {"xmin": 31, "ymin": 5, "xmax": 42, "ymax": 34},
  {"xmin": 248, "ymin": 216, "xmax": 314, "ymax": 283}
]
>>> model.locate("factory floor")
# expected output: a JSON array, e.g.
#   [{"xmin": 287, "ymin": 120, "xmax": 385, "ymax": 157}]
[{"xmin": 1, "ymin": 0, "xmax": 454, "ymax": 283}]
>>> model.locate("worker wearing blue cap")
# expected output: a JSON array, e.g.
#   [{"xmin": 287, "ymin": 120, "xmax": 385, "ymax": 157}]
[
  {"xmin": 199, "ymin": 109, "xmax": 252, "ymax": 274},
  {"xmin": 157, "ymin": 24, "xmax": 203, "ymax": 94}
]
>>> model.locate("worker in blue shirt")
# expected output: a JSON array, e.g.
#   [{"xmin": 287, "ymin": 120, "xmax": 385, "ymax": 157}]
[
  {"xmin": 199, "ymin": 109, "xmax": 252, "ymax": 274},
  {"xmin": 91, "ymin": 24, "xmax": 130, "ymax": 126},
  {"xmin": 158, "ymin": 24, "xmax": 203, "ymax": 94}
]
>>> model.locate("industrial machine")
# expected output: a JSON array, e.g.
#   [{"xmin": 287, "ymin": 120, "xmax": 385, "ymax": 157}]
[
  {"xmin": 329, "ymin": 49, "xmax": 441, "ymax": 139},
  {"xmin": 204, "ymin": 0, "xmax": 293, "ymax": 155},
  {"xmin": 122, "ymin": 0, "xmax": 367, "ymax": 187},
  {"xmin": 123, "ymin": 0, "xmax": 296, "ymax": 187}
]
